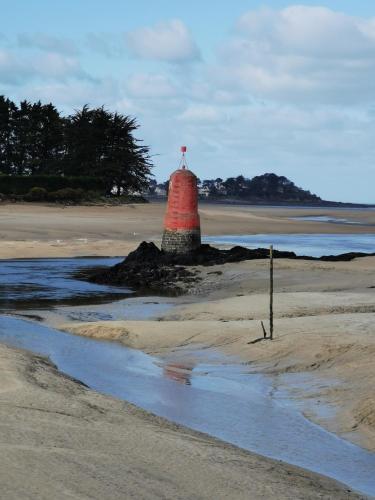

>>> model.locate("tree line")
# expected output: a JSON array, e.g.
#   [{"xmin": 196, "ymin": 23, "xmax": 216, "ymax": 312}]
[
  {"xmin": 197, "ymin": 174, "xmax": 320, "ymax": 201},
  {"xmin": 0, "ymin": 96, "xmax": 152, "ymax": 195},
  {"xmin": 150, "ymin": 173, "xmax": 321, "ymax": 202}
]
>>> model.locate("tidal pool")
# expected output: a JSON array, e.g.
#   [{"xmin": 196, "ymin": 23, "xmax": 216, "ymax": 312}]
[
  {"xmin": 205, "ymin": 233, "xmax": 375, "ymax": 257},
  {"xmin": 0, "ymin": 257, "xmax": 128, "ymax": 310},
  {"xmin": 288, "ymin": 215, "xmax": 369, "ymax": 225},
  {"xmin": 0, "ymin": 315, "xmax": 374, "ymax": 497}
]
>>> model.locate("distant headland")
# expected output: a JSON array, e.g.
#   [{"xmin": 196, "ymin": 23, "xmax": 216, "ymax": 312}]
[{"xmin": 148, "ymin": 173, "xmax": 374, "ymax": 208}]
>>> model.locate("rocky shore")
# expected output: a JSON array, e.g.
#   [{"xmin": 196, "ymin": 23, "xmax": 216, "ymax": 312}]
[{"xmin": 83, "ymin": 241, "xmax": 375, "ymax": 295}]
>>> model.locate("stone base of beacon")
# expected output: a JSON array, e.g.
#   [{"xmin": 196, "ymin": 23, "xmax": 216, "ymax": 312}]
[
  {"xmin": 161, "ymin": 146, "xmax": 201, "ymax": 255},
  {"xmin": 161, "ymin": 228, "xmax": 201, "ymax": 254}
]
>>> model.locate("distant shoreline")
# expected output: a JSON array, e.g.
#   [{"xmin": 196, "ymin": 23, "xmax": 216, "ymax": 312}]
[{"xmin": 148, "ymin": 196, "xmax": 375, "ymax": 209}]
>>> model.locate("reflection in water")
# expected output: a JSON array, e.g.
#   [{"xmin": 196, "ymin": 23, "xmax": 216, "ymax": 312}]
[
  {"xmin": 0, "ymin": 316, "xmax": 375, "ymax": 497},
  {"xmin": 163, "ymin": 363, "xmax": 194, "ymax": 385},
  {"xmin": 0, "ymin": 257, "xmax": 130, "ymax": 310}
]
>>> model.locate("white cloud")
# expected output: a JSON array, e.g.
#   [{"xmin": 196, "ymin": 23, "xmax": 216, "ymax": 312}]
[
  {"xmin": 237, "ymin": 6, "xmax": 372, "ymax": 57},
  {"xmin": 126, "ymin": 73, "xmax": 177, "ymax": 98},
  {"xmin": 33, "ymin": 53, "xmax": 90, "ymax": 81},
  {"xmin": 179, "ymin": 104, "xmax": 222, "ymax": 123},
  {"xmin": 0, "ymin": 49, "xmax": 91, "ymax": 84},
  {"xmin": 17, "ymin": 33, "xmax": 78, "ymax": 55},
  {"xmin": 215, "ymin": 6, "xmax": 375, "ymax": 104},
  {"xmin": 125, "ymin": 19, "xmax": 200, "ymax": 62},
  {"xmin": 0, "ymin": 49, "xmax": 33, "ymax": 84},
  {"xmin": 9, "ymin": 77, "xmax": 123, "ymax": 114},
  {"xmin": 85, "ymin": 33, "xmax": 125, "ymax": 57}
]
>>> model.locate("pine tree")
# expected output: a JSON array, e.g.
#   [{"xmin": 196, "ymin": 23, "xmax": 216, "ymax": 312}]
[
  {"xmin": 29, "ymin": 102, "xmax": 64, "ymax": 175},
  {"xmin": 0, "ymin": 96, "xmax": 17, "ymax": 174},
  {"xmin": 0, "ymin": 97, "xmax": 153, "ymax": 195},
  {"xmin": 99, "ymin": 111, "xmax": 151, "ymax": 195},
  {"xmin": 64, "ymin": 106, "xmax": 152, "ymax": 194}
]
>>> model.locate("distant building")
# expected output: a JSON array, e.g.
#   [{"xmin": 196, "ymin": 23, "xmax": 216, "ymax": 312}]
[
  {"xmin": 216, "ymin": 185, "xmax": 227, "ymax": 195},
  {"xmin": 198, "ymin": 185, "xmax": 210, "ymax": 197}
]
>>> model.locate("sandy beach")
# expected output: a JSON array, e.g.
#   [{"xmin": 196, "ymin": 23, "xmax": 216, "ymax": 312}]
[
  {"xmin": 1, "ymin": 201, "xmax": 374, "ymax": 498},
  {"xmin": 0, "ymin": 201, "xmax": 374, "ymax": 258}
]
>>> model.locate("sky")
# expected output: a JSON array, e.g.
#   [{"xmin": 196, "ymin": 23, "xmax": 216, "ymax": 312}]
[{"xmin": 1, "ymin": 1, "xmax": 375, "ymax": 203}]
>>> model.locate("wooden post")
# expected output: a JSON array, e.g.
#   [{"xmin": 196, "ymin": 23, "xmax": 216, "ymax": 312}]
[
  {"xmin": 269, "ymin": 245, "xmax": 274, "ymax": 340},
  {"xmin": 261, "ymin": 321, "xmax": 267, "ymax": 339}
]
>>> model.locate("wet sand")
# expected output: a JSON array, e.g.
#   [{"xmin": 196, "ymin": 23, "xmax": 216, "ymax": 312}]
[
  {"xmin": 0, "ymin": 202, "xmax": 374, "ymax": 258},
  {"xmin": 0, "ymin": 343, "xmax": 360, "ymax": 499},
  {"xmin": 58, "ymin": 256, "xmax": 375, "ymax": 453}
]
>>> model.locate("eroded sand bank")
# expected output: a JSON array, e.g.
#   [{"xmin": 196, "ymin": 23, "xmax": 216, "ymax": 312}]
[{"xmin": 0, "ymin": 343, "xmax": 361, "ymax": 500}]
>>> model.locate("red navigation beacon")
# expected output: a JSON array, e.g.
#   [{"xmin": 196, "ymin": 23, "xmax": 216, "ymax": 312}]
[{"xmin": 161, "ymin": 147, "xmax": 201, "ymax": 254}]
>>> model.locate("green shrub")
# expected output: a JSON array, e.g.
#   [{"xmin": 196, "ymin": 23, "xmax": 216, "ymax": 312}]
[
  {"xmin": 24, "ymin": 187, "xmax": 48, "ymax": 201},
  {"xmin": 0, "ymin": 175, "xmax": 106, "ymax": 195},
  {"xmin": 83, "ymin": 190, "xmax": 101, "ymax": 200},
  {"xmin": 48, "ymin": 188, "xmax": 84, "ymax": 202},
  {"xmin": 119, "ymin": 194, "xmax": 148, "ymax": 204}
]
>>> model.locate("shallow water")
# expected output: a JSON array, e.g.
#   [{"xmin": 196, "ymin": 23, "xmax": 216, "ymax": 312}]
[
  {"xmin": 1, "ymin": 257, "xmax": 375, "ymax": 496},
  {"xmin": 205, "ymin": 233, "xmax": 375, "ymax": 257},
  {"xmin": 54, "ymin": 296, "xmax": 175, "ymax": 323},
  {"xmin": 0, "ymin": 315, "xmax": 374, "ymax": 497},
  {"xmin": 289, "ymin": 215, "xmax": 370, "ymax": 226},
  {"xmin": 0, "ymin": 257, "xmax": 128, "ymax": 310}
]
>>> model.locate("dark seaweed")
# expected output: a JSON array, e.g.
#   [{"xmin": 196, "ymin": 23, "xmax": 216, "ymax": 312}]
[{"xmin": 82, "ymin": 241, "xmax": 375, "ymax": 296}]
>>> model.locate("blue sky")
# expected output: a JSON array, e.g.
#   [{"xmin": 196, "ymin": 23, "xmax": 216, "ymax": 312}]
[{"xmin": 1, "ymin": 1, "xmax": 375, "ymax": 202}]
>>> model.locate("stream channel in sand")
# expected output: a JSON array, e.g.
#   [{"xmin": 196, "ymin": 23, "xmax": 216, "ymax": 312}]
[{"xmin": 0, "ymin": 246, "xmax": 374, "ymax": 497}]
